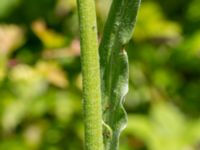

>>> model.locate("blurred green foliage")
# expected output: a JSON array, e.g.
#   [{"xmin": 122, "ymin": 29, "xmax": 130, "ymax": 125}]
[{"xmin": 0, "ymin": 0, "xmax": 200, "ymax": 150}]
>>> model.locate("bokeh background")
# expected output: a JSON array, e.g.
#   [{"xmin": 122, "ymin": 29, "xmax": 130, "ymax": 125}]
[{"xmin": 0, "ymin": 0, "xmax": 200, "ymax": 149}]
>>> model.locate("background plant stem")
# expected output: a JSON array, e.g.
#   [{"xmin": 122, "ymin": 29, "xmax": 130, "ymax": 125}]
[{"xmin": 77, "ymin": 0, "xmax": 104, "ymax": 150}]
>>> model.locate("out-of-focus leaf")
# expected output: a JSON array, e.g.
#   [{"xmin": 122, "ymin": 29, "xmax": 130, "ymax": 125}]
[
  {"xmin": 0, "ymin": 24, "xmax": 24, "ymax": 81},
  {"xmin": 75, "ymin": 73, "xmax": 82, "ymax": 90},
  {"xmin": 0, "ymin": 24, "xmax": 24, "ymax": 54},
  {"xmin": 133, "ymin": 2, "xmax": 181, "ymax": 42},
  {"xmin": 55, "ymin": 0, "xmax": 76, "ymax": 16},
  {"xmin": 2, "ymin": 64, "xmax": 47, "ymax": 131},
  {"xmin": 152, "ymin": 69, "xmax": 182, "ymax": 92},
  {"xmin": 125, "ymin": 62, "xmax": 151, "ymax": 108},
  {"xmin": 96, "ymin": 0, "xmax": 111, "ymax": 23},
  {"xmin": 0, "ymin": 55, "xmax": 7, "ymax": 82},
  {"xmin": 54, "ymin": 91, "xmax": 81, "ymax": 123},
  {"xmin": 32, "ymin": 20, "xmax": 67, "ymax": 49},
  {"xmin": 125, "ymin": 102, "xmax": 200, "ymax": 150},
  {"xmin": 42, "ymin": 39, "xmax": 80, "ymax": 59},
  {"xmin": 9, "ymin": 64, "xmax": 47, "ymax": 99},
  {"xmin": 187, "ymin": 0, "xmax": 200, "ymax": 22},
  {"xmin": 23, "ymin": 124, "xmax": 43, "ymax": 149},
  {"xmin": 0, "ymin": 0, "xmax": 21, "ymax": 18},
  {"xmin": 126, "ymin": 115, "xmax": 152, "ymax": 141},
  {"xmin": 36, "ymin": 61, "xmax": 68, "ymax": 88},
  {"xmin": 170, "ymin": 31, "xmax": 200, "ymax": 73},
  {"xmin": 2, "ymin": 99, "xmax": 28, "ymax": 132},
  {"xmin": 0, "ymin": 138, "xmax": 28, "ymax": 150}
]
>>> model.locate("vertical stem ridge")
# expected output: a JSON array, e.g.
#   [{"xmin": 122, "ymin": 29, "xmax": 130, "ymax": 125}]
[{"xmin": 77, "ymin": 0, "xmax": 104, "ymax": 150}]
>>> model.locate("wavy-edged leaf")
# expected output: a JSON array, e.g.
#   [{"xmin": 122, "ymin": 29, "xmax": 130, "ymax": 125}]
[{"xmin": 99, "ymin": 0, "xmax": 141, "ymax": 149}]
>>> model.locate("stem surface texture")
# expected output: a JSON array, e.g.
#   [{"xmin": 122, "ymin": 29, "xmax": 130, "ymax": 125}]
[{"xmin": 77, "ymin": 0, "xmax": 104, "ymax": 150}]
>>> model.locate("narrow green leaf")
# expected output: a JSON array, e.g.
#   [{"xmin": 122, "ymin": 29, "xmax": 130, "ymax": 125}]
[{"xmin": 99, "ymin": 0, "xmax": 141, "ymax": 149}]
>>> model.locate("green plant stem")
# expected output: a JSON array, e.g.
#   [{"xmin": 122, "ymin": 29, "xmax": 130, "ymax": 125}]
[{"xmin": 77, "ymin": 0, "xmax": 104, "ymax": 150}]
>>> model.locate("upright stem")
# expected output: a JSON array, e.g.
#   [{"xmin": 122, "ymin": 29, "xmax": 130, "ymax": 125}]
[{"xmin": 77, "ymin": 0, "xmax": 104, "ymax": 150}]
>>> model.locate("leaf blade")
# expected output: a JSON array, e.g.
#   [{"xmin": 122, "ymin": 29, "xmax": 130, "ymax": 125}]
[{"xmin": 99, "ymin": 0, "xmax": 141, "ymax": 149}]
